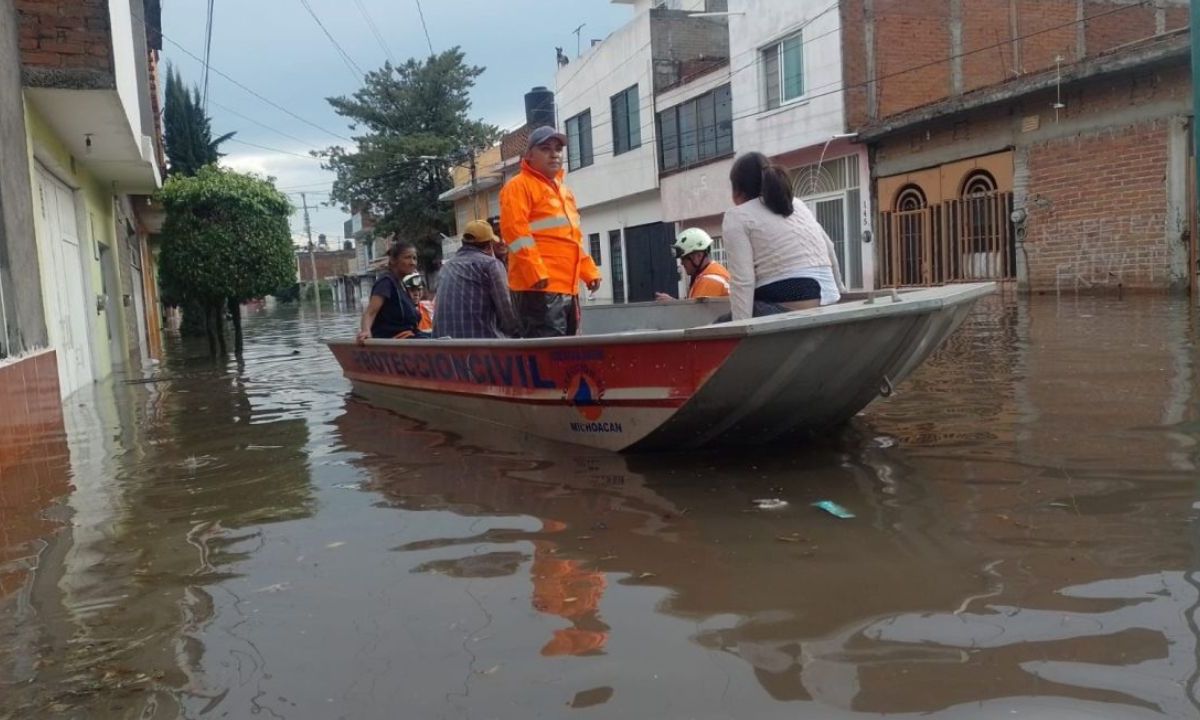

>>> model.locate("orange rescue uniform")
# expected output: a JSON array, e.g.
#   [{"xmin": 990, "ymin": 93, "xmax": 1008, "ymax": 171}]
[
  {"xmin": 417, "ymin": 300, "xmax": 434, "ymax": 333},
  {"xmin": 499, "ymin": 160, "xmax": 601, "ymax": 295},
  {"xmin": 689, "ymin": 261, "xmax": 731, "ymax": 299}
]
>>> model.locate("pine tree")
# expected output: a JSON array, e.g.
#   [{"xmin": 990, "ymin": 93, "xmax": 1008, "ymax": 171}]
[{"xmin": 163, "ymin": 65, "xmax": 235, "ymax": 176}]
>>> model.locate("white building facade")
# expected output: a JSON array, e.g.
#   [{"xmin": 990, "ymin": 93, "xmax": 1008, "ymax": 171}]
[
  {"xmin": 660, "ymin": 0, "xmax": 875, "ymax": 289},
  {"xmin": 557, "ymin": 0, "xmax": 873, "ymax": 304},
  {"xmin": 555, "ymin": 0, "xmax": 730, "ymax": 304}
]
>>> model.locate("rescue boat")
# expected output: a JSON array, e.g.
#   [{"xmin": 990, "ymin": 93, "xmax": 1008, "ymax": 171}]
[{"xmin": 326, "ymin": 282, "xmax": 994, "ymax": 452}]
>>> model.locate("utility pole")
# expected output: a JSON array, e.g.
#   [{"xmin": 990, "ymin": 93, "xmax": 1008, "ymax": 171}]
[
  {"xmin": 1191, "ymin": 8, "xmax": 1199, "ymax": 300},
  {"xmin": 469, "ymin": 149, "xmax": 478, "ymax": 220},
  {"xmin": 301, "ymin": 192, "xmax": 322, "ymax": 329}
]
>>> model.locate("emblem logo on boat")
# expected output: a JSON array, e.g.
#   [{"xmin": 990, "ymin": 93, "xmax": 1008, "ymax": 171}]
[{"xmin": 563, "ymin": 369, "xmax": 604, "ymax": 421}]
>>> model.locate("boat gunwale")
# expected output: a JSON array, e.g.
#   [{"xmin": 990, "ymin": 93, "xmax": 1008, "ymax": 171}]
[{"xmin": 327, "ymin": 283, "xmax": 996, "ymax": 351}]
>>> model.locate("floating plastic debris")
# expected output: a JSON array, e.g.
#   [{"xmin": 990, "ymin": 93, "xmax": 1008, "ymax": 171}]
[
  {"xmin": 753, "ymin": 498, "xmax": 789, "ymax": 510},
  {"xmin": 812, "ymin": 501, "xmax": 855, "ymax": 519}
]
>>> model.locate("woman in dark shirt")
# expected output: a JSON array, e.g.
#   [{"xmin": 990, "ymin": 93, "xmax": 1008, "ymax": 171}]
[{"xmin": 356, "ymin": 242, "xmax": 422, "ymax": 342}]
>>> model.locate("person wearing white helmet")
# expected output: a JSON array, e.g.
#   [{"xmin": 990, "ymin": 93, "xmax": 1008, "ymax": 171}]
[
  {"xmin": 655, "ymin": 227, "xmax": 731, "ymax": 301},
  {"xmin": 401, "ymin": 273, "xmax": 435, "ymax": 334}
]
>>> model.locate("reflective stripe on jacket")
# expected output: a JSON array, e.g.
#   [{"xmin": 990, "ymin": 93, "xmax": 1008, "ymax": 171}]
[
  {"xmin": 499, "ymin": 160, "xmax": 601, "ymax": 295},
  {"xmin": 417, "ymin": 300, "xmax": 434, "ymax": 333},
  {"xmin": 689, "ymin": 261, "xmax": 731, "ymax": 299}
]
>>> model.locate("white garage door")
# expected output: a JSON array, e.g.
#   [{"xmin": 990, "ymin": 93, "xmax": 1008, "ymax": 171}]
[{"xmin": 35, "ymin": 165, "xmax": 94, "ymax": 398}]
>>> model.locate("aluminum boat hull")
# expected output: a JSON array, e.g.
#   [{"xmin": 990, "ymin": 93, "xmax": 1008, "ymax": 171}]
[{"xmin": 327, "ymin": 283, "xmax": 994, "ymax": 451}]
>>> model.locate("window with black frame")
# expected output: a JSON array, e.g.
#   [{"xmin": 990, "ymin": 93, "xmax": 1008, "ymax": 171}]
[
  {"xmin": 566, "ymin": 110, "xmax": 593, "ymax": 170},
  {"xmin": 608, "ymin": 229, "xmax": 625, "ymax": 303},
  {"xmin": 656, "ymin": 84, "xmax": 732, "ymax": 173},
  {"xmin": 611, "ymin": 85, "xmax": 641, "ymax": 155}
]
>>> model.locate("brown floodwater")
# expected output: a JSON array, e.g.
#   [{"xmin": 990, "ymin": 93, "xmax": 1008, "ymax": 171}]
[{"xmin": 1, "ymin": 294, "xmax": 1198, "ymax": 719}]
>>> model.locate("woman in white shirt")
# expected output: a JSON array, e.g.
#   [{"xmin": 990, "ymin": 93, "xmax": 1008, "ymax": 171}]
[{"xmin": 721, "ymin": 152, "xmax": 845, "ymax": 321}]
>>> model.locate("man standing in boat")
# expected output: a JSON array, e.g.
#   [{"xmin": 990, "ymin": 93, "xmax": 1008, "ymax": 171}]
[{"xmin": 499, "ymin": 126, "xmax": 601, "ymax": 337}]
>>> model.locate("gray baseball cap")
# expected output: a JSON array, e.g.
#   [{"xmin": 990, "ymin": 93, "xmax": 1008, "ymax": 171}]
[{"xmin": 526, "ymin": 125, "xmax": 568, "ymax": 151}]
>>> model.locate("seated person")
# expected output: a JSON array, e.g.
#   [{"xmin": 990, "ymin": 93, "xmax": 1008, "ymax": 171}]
[
  {"xmin": 433, "ymin": 220, "xmax": 520, "ymax": 339},
  {"xmin": 722, "ymin": 152, "xmax": 846, "ymax": 320},
  {"xmin": 489, "ymin": 219, "xmax": 508, "ymax": 267},
  {"xmin": 655, "ymin": 227, "xmax": 730, "ymax": 302},
  {"xmin": 403, "ymin": 273, "xmax": 435, "ymax": 333},
  {"xmin": 356, "ymin": 242, "xmax": 423, "ymax": 342}
]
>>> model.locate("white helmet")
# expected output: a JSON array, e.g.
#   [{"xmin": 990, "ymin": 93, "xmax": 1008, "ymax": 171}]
[{"xmin": 673, "ymin": 227, "xmax": 714, "ymax": 259}]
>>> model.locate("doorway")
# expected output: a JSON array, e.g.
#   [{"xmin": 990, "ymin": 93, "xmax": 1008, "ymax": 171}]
[
  {"xmin": 1189, "ymin": 148, "xmax": 1197, "ymax": 302},
  {"xmin": 97, "ymin": 239, "xmax": 122, "ymax": 370},
  {"xmin": 34, "ymin": 165, "xmax": 94, "ymax": 397},
  {"xmin": 622, "ymin": 222, "xmax": 678, "ymax": 303},
  {"xmin": 127, "ymin": 232, "xmax": 150, "ymax": 367},
  {"xmin": 811, "ymin": 194, "xmax": 859, "ymax": 288},
  {"xmin": 793, "ymin": 155, "xmax": 867, "ymax": 289}
]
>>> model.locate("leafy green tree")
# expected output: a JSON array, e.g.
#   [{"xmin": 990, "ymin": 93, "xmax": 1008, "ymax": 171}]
[
  {"xmin": 162, "ymin": 65, "xmax": 237, "ymax": 337},
  {"xmin": 319, "ymin": 48, "xmax": 497, "ymax": 269},
  {"xmin": 158, "ymin": 167, "xmax": 295, "ymax": 356},
  {"xmin": 163, "ymin": 65, "xmax": 235, "ymax": 176}
]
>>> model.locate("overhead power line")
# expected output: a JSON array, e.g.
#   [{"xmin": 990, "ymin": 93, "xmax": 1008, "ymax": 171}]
[
  {"xmin": 576, "ymin": 0, "xmax": 1154, "ymax": 161},
  {"xmin": 298, "ymin": 0, "xmax": 365, "ymax": 81},
  {"xmin": 553, "ymin": 1, "xmax": 842, "ymax": 120},
  {"xmin": 352, "ymin": 0, "xmax": 396, "ymax": 65},
  {"xmin": 414, "ymin": 0, "xmax": 434, "ymax": 56},
  {"xmin": 210, "ymin": 100, "xmax": 324, "ymax": 148},
  {"xmin": 151, "ymin": 0, "xmax": 1151, "ymax": 191},
  {"xmin": 201, "ymin": 0, "xmax": 215, "ymax": 110},
  {"xmin": 128, "ymin": 9, "xmax": 354, "ymax": 143},
  {"xmin": 227, "ymin": 138, "xmax": 325, "ymax": 161}
]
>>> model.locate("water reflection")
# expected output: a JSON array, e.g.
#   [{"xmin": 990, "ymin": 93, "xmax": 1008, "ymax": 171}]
[
  {"xmin": 1, "ymin": 311, "xmax": 324, "ymax": 717},
  {"xmin": 0, "ymin": 297, "xmax": 1196, "ymax": 719},
  {"xmin": 332, "ymin": 393, "xmax": 1200, "ymax": 716},
  {"xmin": 0, "ymin": 352, "xmax": 72, "ymax": 693}
]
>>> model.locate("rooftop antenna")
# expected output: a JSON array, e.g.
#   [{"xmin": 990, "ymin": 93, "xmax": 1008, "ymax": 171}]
[{"xmin": 572, "ymin": 23, "xmax": 586, "ymax": 57}]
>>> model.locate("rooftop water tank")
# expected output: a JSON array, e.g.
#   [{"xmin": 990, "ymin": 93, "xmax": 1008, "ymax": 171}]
[{"xmin": 524, "ymin": 86, "xmax": 555, "ymax": 128}]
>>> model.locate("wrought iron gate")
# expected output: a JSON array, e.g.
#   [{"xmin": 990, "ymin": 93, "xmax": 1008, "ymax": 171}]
[{"xmin": 879, "ymin": 191, "xmax": 1016, "ymax": 287}]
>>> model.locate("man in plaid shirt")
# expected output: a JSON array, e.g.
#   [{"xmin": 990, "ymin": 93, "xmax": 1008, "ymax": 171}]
[{"xmin": 432, "ymin": 220, "xmax": 520, "ymax": 339}]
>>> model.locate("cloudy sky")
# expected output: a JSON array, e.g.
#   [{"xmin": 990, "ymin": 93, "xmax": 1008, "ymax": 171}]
[{"xmin": 162, "ymin": 0, "xmax": 632, "ymax": 245}]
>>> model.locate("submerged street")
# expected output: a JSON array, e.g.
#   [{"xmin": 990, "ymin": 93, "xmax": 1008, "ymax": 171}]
[{"xmin": 2, "ymin": 295, "xmax": 1198, "ymax": 719}]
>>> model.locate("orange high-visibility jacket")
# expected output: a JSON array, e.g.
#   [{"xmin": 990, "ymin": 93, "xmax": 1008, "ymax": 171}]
[
  {"xmin": 417, "ymin": 300, "xmax": 434, "ymax": 333},
  {"xmin": 689, "ymin": 261, "xmax": 731, "ymax": 299},
  {"xmin": 499, "ymin": 160, "xmax": 601, "ymax": 295}
]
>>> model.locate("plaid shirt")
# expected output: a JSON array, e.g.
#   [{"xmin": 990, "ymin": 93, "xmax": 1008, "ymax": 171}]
[{"xmin": 432, "ymin": 244, "xmax": 520, "ymax": 339}]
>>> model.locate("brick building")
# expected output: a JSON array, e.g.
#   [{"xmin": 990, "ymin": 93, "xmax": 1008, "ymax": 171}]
[
  {"xmin": 296, "ymin": 249, "xmax": 356, "ymax": 282},
  {"xmin": 841, "ymin": 0, "xmax": 1194, "ymax": 294}
]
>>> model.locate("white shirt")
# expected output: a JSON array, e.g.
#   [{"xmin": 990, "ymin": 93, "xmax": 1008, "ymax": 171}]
[{"xmin": 722, "ymin": 197, "xmax": 843, "ymax": 320}]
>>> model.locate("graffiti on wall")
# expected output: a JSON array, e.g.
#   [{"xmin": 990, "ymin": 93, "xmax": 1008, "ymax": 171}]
[{"xmin": 1028, "ymin": 213, "xmax": 1169, "ymax": 291}]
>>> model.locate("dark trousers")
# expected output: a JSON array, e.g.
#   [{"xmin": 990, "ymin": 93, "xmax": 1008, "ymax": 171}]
[
  {"xmin": 512, "ymin": 291, "xmax": 579, "ymax": 338},
  {"xmin": 715, "ymin": 302, "xmax": 789, "ymax": 324}
]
